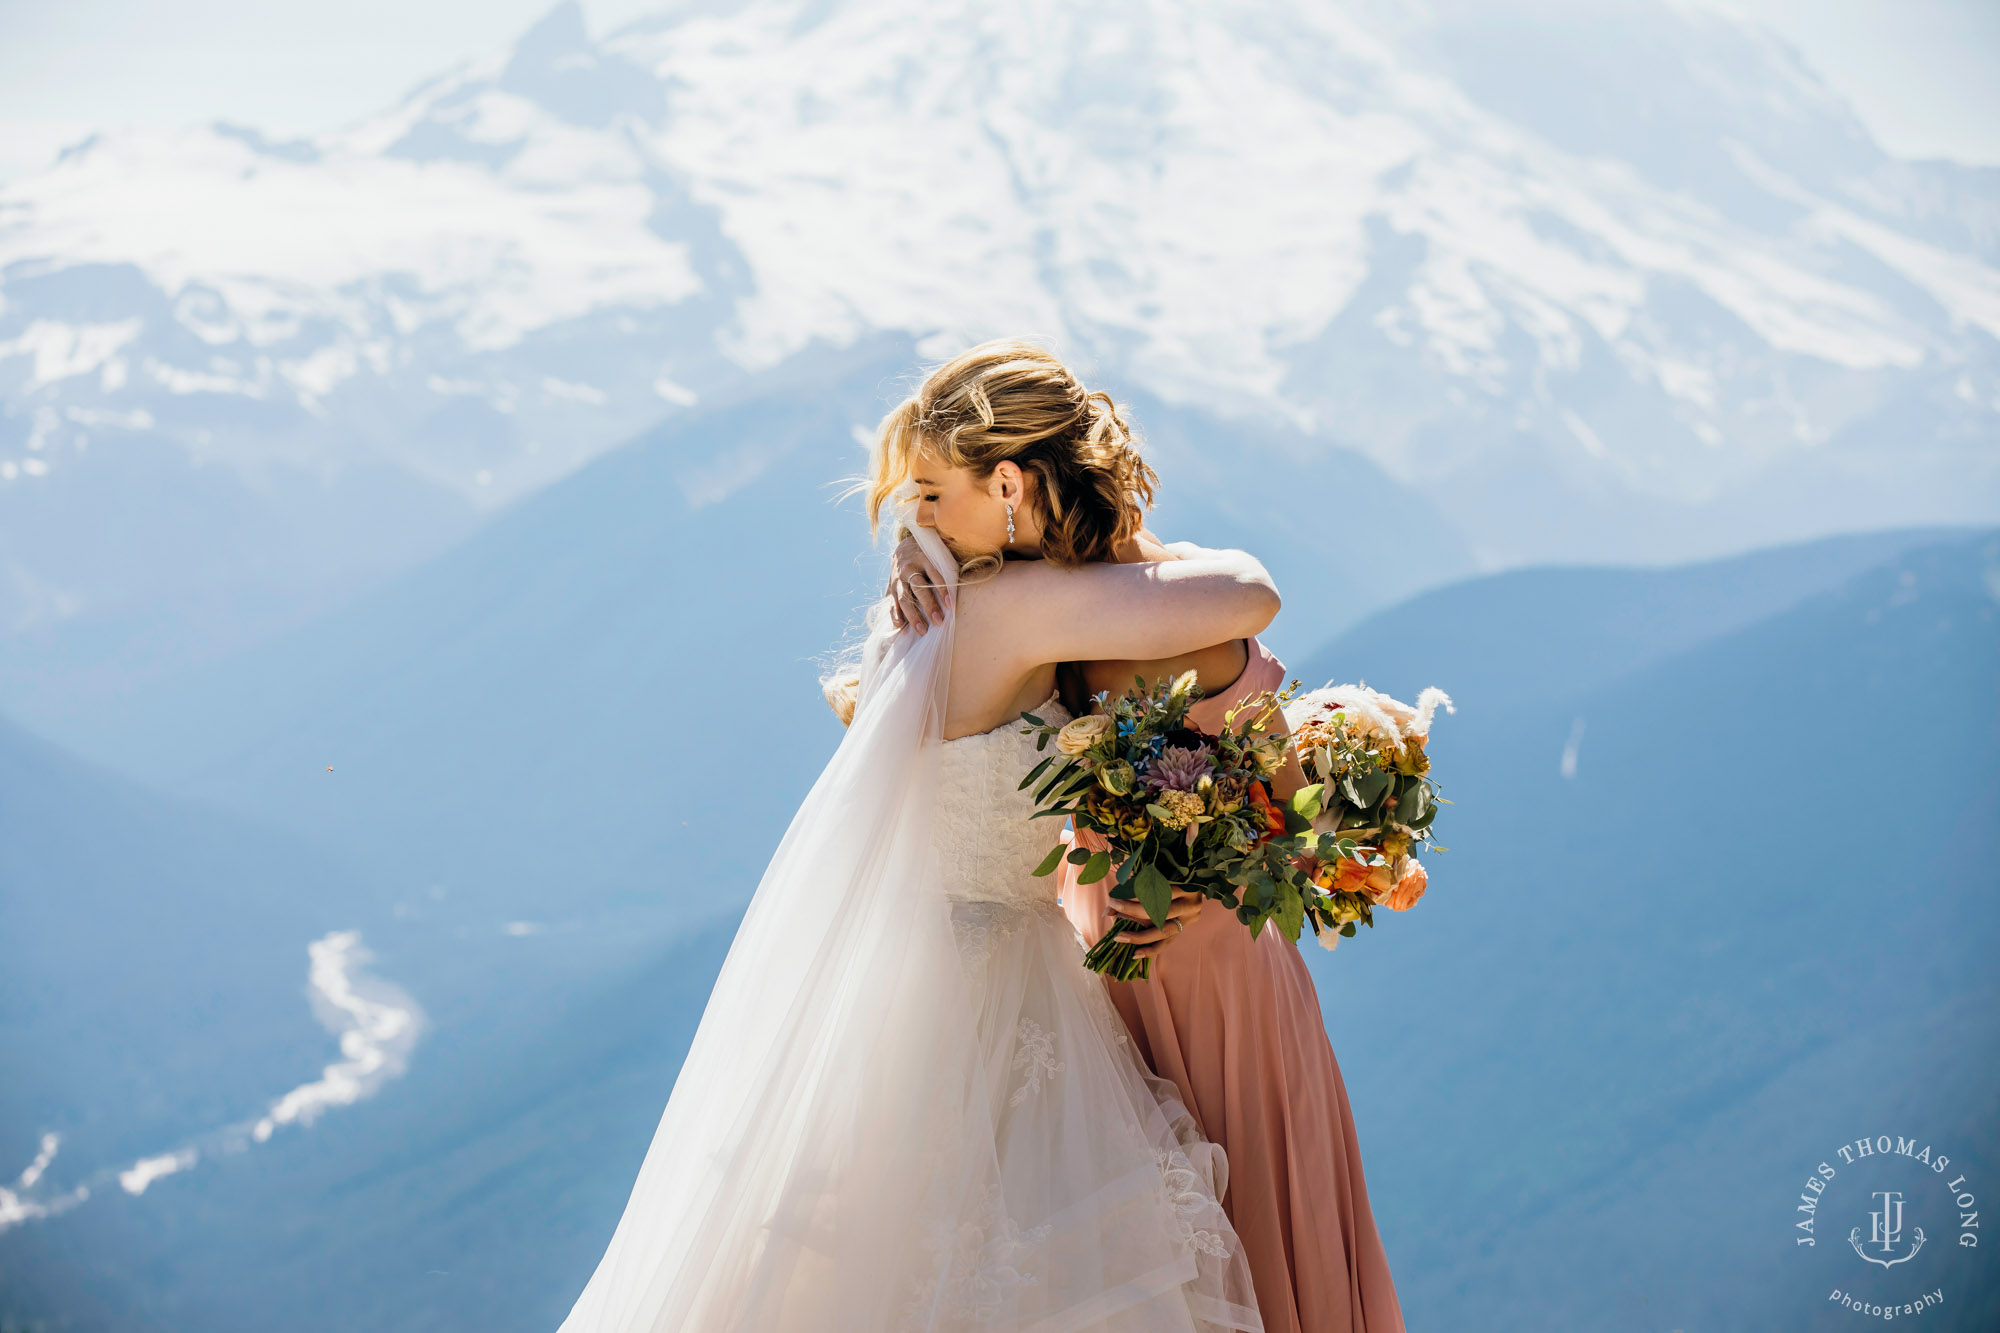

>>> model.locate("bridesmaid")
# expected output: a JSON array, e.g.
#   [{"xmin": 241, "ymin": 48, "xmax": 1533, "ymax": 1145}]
[
  {"xmin": 890, "ymin": 535, "xmax": 1406, "ymax": 1333},
  {"xmin": 1055, "ymin": 633, "xmax": 1405, "ymax": 1333}
]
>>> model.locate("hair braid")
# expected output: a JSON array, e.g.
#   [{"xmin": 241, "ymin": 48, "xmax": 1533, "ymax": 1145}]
[{"xmin": 858, "ymin": 340, "xmax": 1156, "ymax": 569}]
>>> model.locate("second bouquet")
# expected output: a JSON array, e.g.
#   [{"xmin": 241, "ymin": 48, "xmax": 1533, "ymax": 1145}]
[{"xmin": 1019, "ymin": 670, "xmax": 1360, "ymax": 980}]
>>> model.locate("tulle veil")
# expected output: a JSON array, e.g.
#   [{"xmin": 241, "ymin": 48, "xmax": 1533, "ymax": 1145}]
[{"xmin": 557, "ymin": 522, "xmax": 996, "ymax": 1330}]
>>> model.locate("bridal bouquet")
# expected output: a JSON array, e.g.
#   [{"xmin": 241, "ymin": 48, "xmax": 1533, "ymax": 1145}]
[
  {"xmin": 1281, "ymin": 684, "xmax": 1453, "ymax": 950},
  {"xmin": 1019, "ymin": 671, "xmax": 1364, "ymax": 979}
]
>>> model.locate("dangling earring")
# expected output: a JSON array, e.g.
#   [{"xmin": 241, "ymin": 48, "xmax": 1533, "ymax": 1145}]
[{"xmin": 1005, "ymin": 502, "xmax": 1016, "ymax": 544}]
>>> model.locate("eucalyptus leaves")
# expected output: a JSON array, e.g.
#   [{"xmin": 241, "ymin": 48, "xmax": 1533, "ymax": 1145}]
[
  {"xmin": 1018, "ymin": 670, "xmax": 1360, "ymax": 979},
  {"xmin": 1021, "ymin": 674, "xmax": 1454, "ymax": 974}
]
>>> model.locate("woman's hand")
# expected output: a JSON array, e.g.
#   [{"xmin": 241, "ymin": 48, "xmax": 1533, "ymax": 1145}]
[
  {"xmin": 1107, "ymin": 889, "xmax": 1204, "ymax": 960},
  {"xmin": 885, "ymin": 532, "xmax": 951, "ymax": 634}
]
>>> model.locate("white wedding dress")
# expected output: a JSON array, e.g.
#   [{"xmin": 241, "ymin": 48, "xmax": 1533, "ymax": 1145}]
[{"xmin": 557, "ymin": 526, "xmax": 1261, "ymax": 1332}]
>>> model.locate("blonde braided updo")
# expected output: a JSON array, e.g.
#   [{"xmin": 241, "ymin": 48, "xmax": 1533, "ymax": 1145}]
[
  {"xmin": 825, "ymin": 341, "xmax": 1158, "ymax": 724},
  {"xmin": 862, "ymin": 339, "xmax": 1158, "ymax": 577}
]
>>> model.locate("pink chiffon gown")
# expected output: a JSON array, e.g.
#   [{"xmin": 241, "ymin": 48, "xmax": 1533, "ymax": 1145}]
[{"xmin": 1059, "ymin": 638, "xmax": 1407, "ymax": 1333}]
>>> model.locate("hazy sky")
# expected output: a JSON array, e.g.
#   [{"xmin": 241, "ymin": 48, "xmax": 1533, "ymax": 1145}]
[{"xmin": 0, "ymin": 0, "xmax": 1994, "ymax": 179}]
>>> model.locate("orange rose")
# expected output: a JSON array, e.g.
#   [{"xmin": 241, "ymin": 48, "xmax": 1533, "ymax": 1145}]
[
  {"xmin": 1332, "ymin": 850, "xmax": 1382, "ymax": 897},
  {"xmin": 1246, "ymin": 781, "xmax": 1286, "ymax": 842},
  {"xmin": 1385, "ymin": 859, "xmax": 1428, "ymax": 912}
]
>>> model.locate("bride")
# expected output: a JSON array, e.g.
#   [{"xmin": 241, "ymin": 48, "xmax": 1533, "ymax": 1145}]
[{"xmin": 557, "ymin": 342, "xmax": 1275, "ymax": 1331}]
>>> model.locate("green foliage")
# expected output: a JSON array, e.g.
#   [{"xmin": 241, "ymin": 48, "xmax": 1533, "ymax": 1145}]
[
  {"xmin": 1133, "ymin": 861, "xmax": 1173, "ymax": 926},
  {"xmin": 1015, "ymin": 674, "xmax": 1386, "ymax": 975}
]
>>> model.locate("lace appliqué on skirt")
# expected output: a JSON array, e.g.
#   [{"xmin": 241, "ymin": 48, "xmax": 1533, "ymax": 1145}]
[
  {"xmin": 1007, "ymin": 1018, "xmax": 1064, "ymax": 1109},
  {"xmin": 949, "ymin": 901, "xmax": 1032, "ymax": 970},
  {"xmin": 1156, "ymin": 1148, "xmax": 1233, "ymax": 1260},
  {"xmin": 1082, "ymin": 965, "xmax": 1131, "ymax": 1046},
  {"xmin": 902, "ymin": 1182, "xmax": 1053, "ymax": 1329}
]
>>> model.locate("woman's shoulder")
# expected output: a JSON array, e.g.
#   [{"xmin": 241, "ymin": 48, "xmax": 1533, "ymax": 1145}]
[
  {"xmin": 958, "ymin": 556, "xmax": 1080, "ymax": 611},
  {"xmin": 1247, "ymin": 634, "xmax": 1287, "ymax": 677},
  {"xmin": 1186, "ymin": 636, "xmax": 1287, "ymax": 726},
  {"xmin": 1239, "ymin": 636, "xmax": 1289, "ymax": 691},
  {"xmin": 949, "ymin": 559, "xmax": 1048, "ymax": 637}
]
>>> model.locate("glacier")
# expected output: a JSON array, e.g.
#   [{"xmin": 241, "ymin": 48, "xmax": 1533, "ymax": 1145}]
[{"xmin": 0, "ymin": 0, "xmax": 1992, "ymax": 625}]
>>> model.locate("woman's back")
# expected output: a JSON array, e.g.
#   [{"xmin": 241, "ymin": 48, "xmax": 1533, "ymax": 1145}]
[
  {"xmin": 940, "ymin": 564, "xmax": 1059, "ymax": 740},
  {"xmin": 934, "ymin": 685, "xmax": 1071, "ymax": 905}
]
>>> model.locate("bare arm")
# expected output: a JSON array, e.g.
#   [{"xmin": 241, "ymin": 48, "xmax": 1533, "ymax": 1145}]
[
  {"xmin": 887, "ymin": 528, "xmax": 1179, "ymax": 634},
  {"xmin": 982, "ymin": 546, "xmax": 1280, "ymax": 668}
]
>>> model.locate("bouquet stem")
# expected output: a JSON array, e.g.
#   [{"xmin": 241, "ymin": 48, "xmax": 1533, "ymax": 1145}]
[{"xmin": 1081, "ymin": 917, "xmax": 1152, "ymax": 982}]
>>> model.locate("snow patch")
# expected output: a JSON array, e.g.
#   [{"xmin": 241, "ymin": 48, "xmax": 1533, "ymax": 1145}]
[
  {"xmin": 252, "ymin": 930, "xmax": 422, "ymax": 1142},
  {"xmin": 118, "ymin": 1149, "xmax": 197, "ymax": 1196},
  {"xmin": 1561, "ymin": 410, "xmax": 1607, "ymax": 459},
  {"xmin": 652, "ymin": 374, "xmax": 698, "ymax": 406},
  {"xmin": 0, "ymin": 319, "xmax": 142, "ymax": 386},
  {"xmin": 65, "ymin": 405, "xmax": 155, "ymax": 430},
  {"xmin": 0, "ymin": 929, "xmax": 423, "ymax": 1233},
  {"xmin": 0, "ymin": 126, "xmax": 700, "ymax": 355},
  {"xmin": 541, "ymin": 375, "xmax": 606, "ymax": 405},
  {"xmin": 0, "ymin": 1135, "xmax": 88, "ymax": 1231},
  {"xmin": 1561, "ymin": 717, "xmax": 1586, "ymax": 780}
]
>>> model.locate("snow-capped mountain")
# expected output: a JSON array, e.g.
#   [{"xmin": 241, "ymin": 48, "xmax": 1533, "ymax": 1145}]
[{"xmin": 1, "ymin": 0, "xmax": 1995, "ymax": 655}]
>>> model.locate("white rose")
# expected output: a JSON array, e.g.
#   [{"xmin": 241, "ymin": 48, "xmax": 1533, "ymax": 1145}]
[{"xmin": 1055, "ymin": 713, "xmax": 1113, "ymax": 756}]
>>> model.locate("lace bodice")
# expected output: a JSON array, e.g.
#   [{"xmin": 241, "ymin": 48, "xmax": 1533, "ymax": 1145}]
[{"xmin": 933, "ymin": 691, "xmax": 1074, "ymax": 906}]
